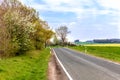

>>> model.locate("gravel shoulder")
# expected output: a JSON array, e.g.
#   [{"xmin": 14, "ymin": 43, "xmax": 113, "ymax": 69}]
[{"xmin": 47, "ymin": 50, "xmax": 68, "ymax": 80}]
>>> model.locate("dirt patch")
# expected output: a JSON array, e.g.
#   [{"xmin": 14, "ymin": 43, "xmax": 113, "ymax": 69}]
[{"xmin": 47, "ymin": 50, "xmax": 68, "ymax": 80}]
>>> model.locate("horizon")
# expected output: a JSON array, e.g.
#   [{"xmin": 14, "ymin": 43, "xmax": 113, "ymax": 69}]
[{"xmin": 74, "ymin": 38, "xmax": 120, "ymax": 42}]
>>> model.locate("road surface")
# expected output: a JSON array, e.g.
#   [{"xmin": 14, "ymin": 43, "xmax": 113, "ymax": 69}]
[{"xmin": 53, "ymin": 48, "xmax": 120, "ymax": 80}]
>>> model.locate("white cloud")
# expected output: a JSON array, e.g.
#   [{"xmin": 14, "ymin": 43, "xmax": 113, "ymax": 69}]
[
  {"xmin": 20, "ymin": 0, "xmax": 35, "ymax": 6},
  {"xmin": 69, "ymin": 22, "xmax": 76, "ymax": 26},
  {"xmin": 67, "ymin": 35, "xmax": 75, "ymax": 42},
  {"xmin": 98, "ymin": 0, "xmax": 120, "ymax": 10},
  {"xmin": 56, "ymin": 22, "xmax": 76, "ymax": 29},
  {"xmin": 68, "ymin": 22, "xmax": 76, "ymax": 29},
  {"xmin": 42, "ymin": 0, "xmax": 83, "ymax": 7},
  {"xmin": 42, "ymin": 0, "xmax": 73, "ymax": 6},
  {"xmin": 19, "ymin": 0, "xmax": 120, "ymax": 20},
  {"xmin": 19, "ymin": 0, "xmax": 92, "ymax": 16},
  {"xmin": 20, "ymin": 0, "xmax": 120, "ymax": 15},
  {"xmin": 26, "ymin": 2, "xmax": 83, "ymax": 13}
]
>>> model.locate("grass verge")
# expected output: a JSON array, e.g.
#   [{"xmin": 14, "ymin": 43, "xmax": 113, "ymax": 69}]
[
  {"xmin": 0, "ymin": 48, "xmax": 50, "ymax": 80},
  {"xmin": 69, "ymin": 46, "xmax": 120, "ymax": 63}
]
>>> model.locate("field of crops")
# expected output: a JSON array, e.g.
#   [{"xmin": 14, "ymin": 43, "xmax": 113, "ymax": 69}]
[{"xmin": 69, "ymin": 44, "xmax": 120, "ymax": 62}]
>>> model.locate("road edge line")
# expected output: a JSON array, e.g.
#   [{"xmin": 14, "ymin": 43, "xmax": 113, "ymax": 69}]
[{"xmin": 52, "ymin": 49, "xmax": 73, "ymax": 80}]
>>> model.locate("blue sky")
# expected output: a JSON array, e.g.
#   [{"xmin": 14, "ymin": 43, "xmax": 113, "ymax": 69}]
[{"xmin": 20, "ymin": 0, "xmax": 120, "ymax": 41}]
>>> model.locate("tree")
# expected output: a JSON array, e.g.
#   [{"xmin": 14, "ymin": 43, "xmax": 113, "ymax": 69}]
[
  {"xmin": 0, "ymin": 0, "xmax": 54, "ymax": 57},
  {"xmin": 3, "ymin": 1, "xmax": 36, "ymax": 54},
  {"xmin": 44, "ymin": 29, "xmax": 54, "ymax": 48},
  {"xmin": 55, "ymin": 26, "xmax": 70, "ymax": 45},
  {"xmin": 53, "ymin": 34, "xmax": 59, "ymax": 45},
  {"xmin": 32, "ymin": 20, "xmax": 54, "ymax": 49}
]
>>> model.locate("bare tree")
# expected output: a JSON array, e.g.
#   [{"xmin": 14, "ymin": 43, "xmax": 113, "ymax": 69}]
[{"xmin": 55, "ymin": 26, "xmax": 70, "ymax": 45}]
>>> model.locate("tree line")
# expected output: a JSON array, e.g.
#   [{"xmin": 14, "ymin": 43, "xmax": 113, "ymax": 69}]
[
  {"xmin": 0, "ymin": 0, "xmax": 54, "ymax": 58},
  {"xmin": 93, "ymin": 39, "xmax": 120, "ymax": 43}
]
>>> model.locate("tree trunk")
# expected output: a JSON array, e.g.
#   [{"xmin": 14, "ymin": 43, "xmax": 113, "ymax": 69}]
[{"xmin": 45, "ymin": 41, "xmax": 47, "ymax": 48}]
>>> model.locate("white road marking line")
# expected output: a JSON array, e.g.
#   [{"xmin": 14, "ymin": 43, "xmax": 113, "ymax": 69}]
[{"xmin": 52, "ymin": 49, "xmax": 73, "ymax": 80}]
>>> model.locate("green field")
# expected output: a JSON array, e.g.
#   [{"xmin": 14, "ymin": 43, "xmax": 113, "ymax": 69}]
[
  {"xmin": 0, "ymin": 48, "xmax": 50, "ymax": 80},
  {"xmin": 69, "ymin": 45, "xmax": 120, "ymax": 63}
]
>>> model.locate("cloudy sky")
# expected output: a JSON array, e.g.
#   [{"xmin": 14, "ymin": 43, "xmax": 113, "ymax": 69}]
[{"xmin": 20, "ymin": 0, "xmax": 120, "ymax": 41}]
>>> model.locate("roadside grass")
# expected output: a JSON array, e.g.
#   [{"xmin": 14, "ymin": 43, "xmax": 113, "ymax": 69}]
[
  {"xmin": 0, "ymin": 48, "xmax": 50, "ymax": 80},
  {"xmin": 69, "ymin": 46, "xmax": 120, "ymax": 62}
]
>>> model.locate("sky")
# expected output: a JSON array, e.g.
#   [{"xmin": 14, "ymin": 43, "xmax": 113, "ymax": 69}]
[{"xmin": 20, "ymin": 0, "xmax": 120, "ymax": 41}]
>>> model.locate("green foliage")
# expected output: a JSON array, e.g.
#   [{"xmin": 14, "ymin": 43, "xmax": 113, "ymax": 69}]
[
  {"xmin": 53, "ymin": 35, "xmax": 59, "ymax": 45},
  {"xmin": 3, "ymin": 10, "xmax": 35, "ymax": 54},
  {"xmin": 0, "ymin": 48, "xmax": 50, "ymax": 80},
  {"xmin": 44, "ymin": 30, "xmax": 54, "ymax": 47},
  {"xmin": 0, "ymin": 0, "xmax": 54, "ymax": 57}
]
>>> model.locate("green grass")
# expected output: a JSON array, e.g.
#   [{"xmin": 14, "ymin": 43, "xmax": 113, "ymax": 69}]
[
  {"xmin": 69, "ymin": 46, "xmax": 120, "ymax": 62},
  {"xmin": 0, "ymin": 48, "xmax": 50, "ymax": 80}
]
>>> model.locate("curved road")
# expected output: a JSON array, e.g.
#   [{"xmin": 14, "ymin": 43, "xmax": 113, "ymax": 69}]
[{"xmin": 53, "ymin": 48, "xmax": 120, "ymax": 80}]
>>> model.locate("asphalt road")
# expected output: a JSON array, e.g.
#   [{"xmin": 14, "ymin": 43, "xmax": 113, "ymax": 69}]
[{"xmin": 53, "ymin": 48, "xmax": 120, "ymax": 80}]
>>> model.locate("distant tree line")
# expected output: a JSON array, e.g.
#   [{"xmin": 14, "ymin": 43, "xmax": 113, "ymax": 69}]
[
  {"xmin": 93, "ymin": 39, "xmax": 120, "ymax": 43},
  {"xmin": 0, "ymin": 0, "xmax": 54, "ymax": 58},
  {"xmin": 74, "ymin": 39, "xmax": 120, "ymax": 44}
]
